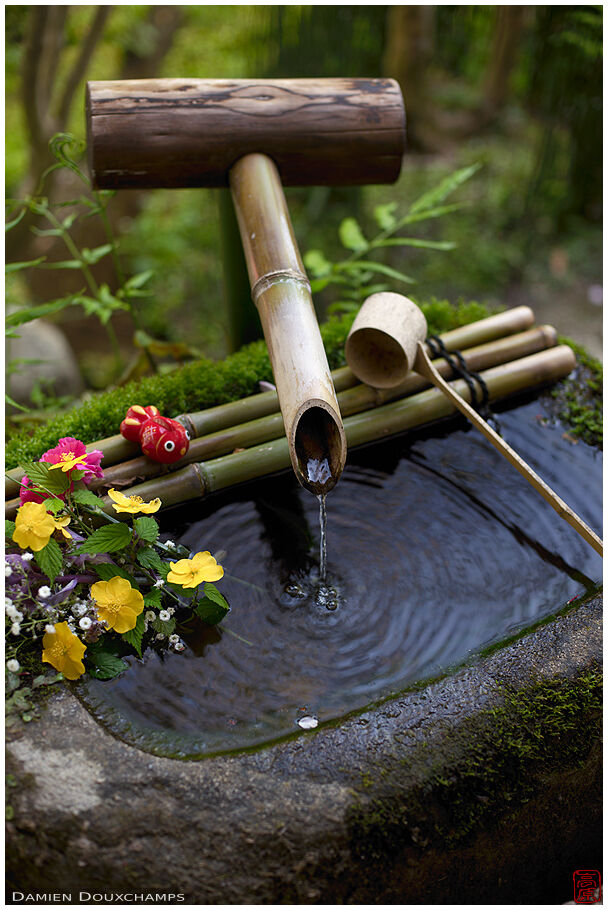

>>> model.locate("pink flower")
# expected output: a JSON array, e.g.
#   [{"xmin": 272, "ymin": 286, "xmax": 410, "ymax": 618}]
[
  {"xmin": 41, "ymin": 437, "xmax": 104, "ymax": 483},
  {"xmin": 19, "ymin": 475, "xmax": 49, "ymax": 506}
]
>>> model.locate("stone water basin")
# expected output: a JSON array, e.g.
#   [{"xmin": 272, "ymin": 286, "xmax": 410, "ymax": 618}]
[
  {"xmin": 6, "ymin": 390, "xmax": 602, "ymax": 904},
  {"xmin": 78, "ymin": 394, "xmax": 601, "ymax": 759}
]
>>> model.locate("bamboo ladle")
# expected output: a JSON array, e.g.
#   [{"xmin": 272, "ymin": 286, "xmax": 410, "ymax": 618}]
[{"xmin": 345, "ymin": 293, "xmax": 603, "ymax": 557}]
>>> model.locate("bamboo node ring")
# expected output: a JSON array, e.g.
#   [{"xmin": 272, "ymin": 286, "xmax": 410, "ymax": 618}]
[{"xmin": 251, "ymin": 270, "xmax": 311, "ymax": 305}]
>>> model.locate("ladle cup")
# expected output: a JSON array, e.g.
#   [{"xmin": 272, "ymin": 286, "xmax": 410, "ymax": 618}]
[{"xmin": 345, "ymin": 293, "xmax": 602, "ymax": 557}]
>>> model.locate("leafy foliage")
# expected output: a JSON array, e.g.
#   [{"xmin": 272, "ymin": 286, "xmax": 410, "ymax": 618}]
[{"xmin": 304, "ymin": 164, "xmax": 480, "ymax": 316}]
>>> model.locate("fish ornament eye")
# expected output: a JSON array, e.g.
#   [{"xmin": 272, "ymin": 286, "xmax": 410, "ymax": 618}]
[
  {"xmin": 164, "ymin": 440, "xmax": 176, "ymax": 452},
  {"xmin": 185, "ymin": 430, "xmax": 191, "ymax": 440}
]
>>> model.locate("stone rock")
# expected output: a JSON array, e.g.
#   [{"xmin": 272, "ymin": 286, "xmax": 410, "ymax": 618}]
[
  {"xmin": 5, "ymin": 595, "xmax": 602, "ymax": 905},
  {"xmin": 6, "ymin": 319, "xmax": 84, "ymax": 409}
]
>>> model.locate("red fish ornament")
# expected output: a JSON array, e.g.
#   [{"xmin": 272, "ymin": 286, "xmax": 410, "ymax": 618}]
[{"xmin": 120, "ymin": 405, "xmax": 190, "ymax": 464}]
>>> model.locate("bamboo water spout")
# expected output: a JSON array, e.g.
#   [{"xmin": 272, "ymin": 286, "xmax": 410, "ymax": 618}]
[{"xmin": 229, "ymin": 153, "xmax": 346, "ymax": 494}]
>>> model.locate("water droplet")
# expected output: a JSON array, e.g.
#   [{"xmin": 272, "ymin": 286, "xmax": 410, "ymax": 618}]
[
  {"xmin": 284, "ymin": 582, "xmax": 307, "ymax": 599},
  {"xmin": 297, "ymin": 715, "xmax": 318, "ymax": 730},
  {"xmin": 315, "ymin": 583, "xmax": 339, "ymax": 611}
]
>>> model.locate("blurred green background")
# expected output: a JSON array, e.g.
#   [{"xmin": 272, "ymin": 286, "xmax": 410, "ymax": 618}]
[{"xmin": 5, "ymin": 5, "xmax": 603, "ymax": 413}]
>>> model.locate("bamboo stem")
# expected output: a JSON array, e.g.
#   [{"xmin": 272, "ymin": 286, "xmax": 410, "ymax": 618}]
[
  {"xmin": 1, "ymin": 307, "xmax": 541, "ymax": 501},
  {"xmin": 414, "ymin": 342, "xmax": 602, "ymax": 557},
  {"xmin": 229, "ymin": 152, "xmax": 346, "ymax": 494},
  {"xmin": 94, "ymin": 346, "xmax": 581, "ymax": 518}
]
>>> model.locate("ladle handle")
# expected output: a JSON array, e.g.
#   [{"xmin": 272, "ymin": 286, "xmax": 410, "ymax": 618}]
[{"xmin": 414, "ymin": 342, "xmax": 603, "ymax": 557}]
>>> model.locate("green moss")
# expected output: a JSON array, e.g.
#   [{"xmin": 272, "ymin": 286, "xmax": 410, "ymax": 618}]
[
  {"xmin": 349, "ymin": 666, "xmax": 602, "ymax": 859},
  {"xmin": 550, "ymin": 338, "xmax": 603, "ymax": 448},
  {"xmin": 5, "ymin": 299, "xmax": 495, "ymax": 469}
]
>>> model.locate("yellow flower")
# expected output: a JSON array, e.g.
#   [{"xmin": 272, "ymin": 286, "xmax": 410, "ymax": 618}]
[
  {"xmin": 53, "ymin": 515, "xmax": 72, "ymax": 539},
  {"xmin": 167, "ymin": 551, "xmax": 224, "ymax": 588},
  {"xmin": 90, "ymin": 576, "xmax": 144, "ymax": 633},
  {"xmin": 12, "ymin": 502, "xmax": 56, "ymax": 552},
  {"xmin": 108, "ymin": 488, "xmax": 161, "ymax": 515},
  {"xmin": 42, "ymin": 622, "xmax": 86, "ymax": 680},
  {"xmin": 48, "ymin": 451, "xmax": 89, "ymax": 472}
]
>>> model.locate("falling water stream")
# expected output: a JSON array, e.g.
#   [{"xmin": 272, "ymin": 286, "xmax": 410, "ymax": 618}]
[{"xmin": 77, "ymin": 396, "xmax": 602, "ymax": 758}]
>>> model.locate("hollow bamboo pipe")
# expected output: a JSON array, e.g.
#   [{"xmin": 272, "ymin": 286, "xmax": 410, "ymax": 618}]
[
  {"xmin": 229, "ymin": 152, "xmax": 346, "ymax": 495},
  {"xmin": 83, "ymin": 325, "xmax": 557, "ymax": 492},
  {"xmin": 3, "ymin": 305, "xmax": 537, "ymax": 502},
  {"xmin": 97, "ymin": 346, "xmax": 580, "ymax": 515}
]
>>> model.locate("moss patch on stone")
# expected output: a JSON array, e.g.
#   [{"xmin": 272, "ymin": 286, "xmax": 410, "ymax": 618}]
[
  {"xmin": 348, "ymin": 665, "xmax": 602, "ymax": 860},
  {"xmin": 549, "ymin": 339, "xmax": 603, "ymax": 448}
]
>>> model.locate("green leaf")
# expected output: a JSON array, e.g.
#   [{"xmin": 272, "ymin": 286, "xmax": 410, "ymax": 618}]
[
  {"xmin": 133, "ymin": 516, "xmax": 159, "ymax": 544},
  {"xmin": 86, "ymin": 643, "xmax": 128, "ymax": 680},
  {"xmin": 152, "ymin": 616, "xmax": 176, "ymax": 636},
  {"xmin": 303, "ymin": 249, "xmax": 332, "ymax": 278},
  {"xmin": 77, "ymin": 523, "xmax": 132, "ymax": 555},
  {"xmin": 136, "ymin": 546, "xmax": 165, "ymax": 573},
  {"xmin": 408, "ymin": 163, "xmax": 481, "ymax": 215},
  {"xmin": 81, "ymin": 244, "xmax": 114, "ymax": 265},
  {"xmin": 34, "ymin": 538, "xmax": 63, "ymax": 584},
  {"xmin": 125, "ymin": 270, "xmax": 154, "ymax": 290},
  {"xmin": 337, "ymin": 261, "xmax": 415, "ymax": 284},
  {"xmin": 371, "ymin": 237, "xmax": 457, "ymax": 250},
  {"xmin": 44, "ymin": 498, "xmax": 66, "ymax": 515},
  {"xmin": 71, "ymin": 488, "xmax": 104, "ymax": 510},
  {"xmin": 194, "ymin": 582, "xmax": 230, "ymax": 625},
  {"xmin": 5, "ymin": 296, "xmax": 79, "ymax": 327},
  {"xmin": 5, "ymin": 208, "xmax": 26, "ymax": 232},
  {"xmin": 144, "ymin": 589, "xmax": 162, "ymax": 608},
  {"xmin": 5, "ymin": 520, "xmax": 16, "ymax": 537},
  {"xmin": 338, "ymin": 217, "xmax": 368, "ymax": 252},
  {"xmin": 21, "ymin": 461, "xmax": 71, "ymax": 496},
  {"xmin": 40, "ymin": 259, "xmax": 84, "ymax": 270},
  {"xmin": 93, "ymin": 562, "xmax": 136, "ymax": 584},
  {"xmin": 5, "ymin": 257, "xmax": 47, "ymax": 273},
  {"xmin": 373, "ymin": 202, "xmax": 398, "ymax": 230},
  {"xmin": 397, "ymin": 203, "xmax": 466, "ymax": 227},
  {"xmin": 122, "ymin": 613, "xmax": 145, "ymax": 657}
]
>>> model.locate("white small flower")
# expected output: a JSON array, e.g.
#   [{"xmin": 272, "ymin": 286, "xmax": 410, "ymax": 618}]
[
  {"xmin": 155, "ymin": 633, "xmax": 165, "ymax": 641},
  {"xmin": 145, "ymin": 611, "xmax": 156, "ymax": 622},
  {"xmin": 13, "ymin": 611, "xmax": 24, "ymax": 623},
  {"xmin": 5, "ymin": 564, "xmax": 13, "ymax": 577},
  {"xmin": 72, "ymin": 602, "xmax": 86, "ymax": 617},
  {"xmin": 6, "ymin": 659, "xmax": 20, "ymax": 673},
  {"xmin": 174, "ymin": 642, "xmax": 185, "ymax": 652},
  {"xmin": 5, "ymin": 598, "xmax": 14, "ymax": 610},
  {"xmin": 159, "ymin": 610, "xmax": 170, "ymax": 622},
  {"xmin": 45, "ymin": 624, "xmax": 56, "ymax": 634},
  {"xmin": 38, "ymin": 585, "xmax": 52, "ymax": 599},
  {"xmin": 169, "ymin": 634, "xmax": 179, "ymax": 644},
  {"xmin": 154, "ymin": 579, "xmax": 164, "ymax": 588},
  {"xmin": 164, "ymin": 540, "xmax": 175, "ymax": 549},
  {"xmin": 11, "ymin": 623, "xmax": 20, "ymax": 636},
  {"xmin": 6, "ymin": 605, "xmax": 17, "ymax": 620},
  {"xmin": 167, "ymin": 607, "xmax": 175, "ymax": 616},
  {"xmin": 21, "ymin": 552, "xmax": 34, "ymax": 562},
  {"xmin": 79, "ymin": 617, "xmax": 92, "ymax": 630}
]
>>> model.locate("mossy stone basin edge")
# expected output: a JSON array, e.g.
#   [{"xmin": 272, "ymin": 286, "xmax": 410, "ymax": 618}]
[{"xmin": 6, "ymin": 592, "xmax": 601, "ymax": 905}]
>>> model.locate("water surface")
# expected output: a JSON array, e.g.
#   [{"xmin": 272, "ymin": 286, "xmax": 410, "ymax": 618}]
[{"xmin": 78, "ymin": 397, "xmax": 602, "ymax": 757}]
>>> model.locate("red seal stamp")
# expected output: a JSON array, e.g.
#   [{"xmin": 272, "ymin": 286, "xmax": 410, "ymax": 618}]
[{"xmin": 573, "ymin": 870, "xmax": 601, "ymax": 904}]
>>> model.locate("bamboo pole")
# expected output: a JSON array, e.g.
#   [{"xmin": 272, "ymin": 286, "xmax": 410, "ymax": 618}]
[
  {"xmin": 414, "ymin": 343, "xmax": 602, "ymax": 557},
  {"xmin": 229, "ymin": 152, "xmax": 347, "ymax": 494},
  {"xmin": 96, "ymin": 346, "xmax": 580, "ymax": 515}
]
